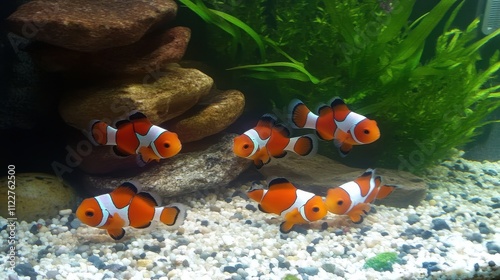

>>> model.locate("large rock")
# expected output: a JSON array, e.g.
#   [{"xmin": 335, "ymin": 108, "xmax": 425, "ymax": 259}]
[
  {"xmin": 6, "ymin": 0, "xmax": 178, "ymax": 52},
  {"xmin": 0, "ymin": 173, "xmax": 78, "ymax": 222},
  {"xmin": 166, "ymin": 89, "xmax": 245, "ymax": 142},
  {"xmin": 76, "ymin": 133, "xmax": 252, "ymax": 197},
  {"xmin": 257, "ymin": 154, "xmax": 427, "ymax": 208},
  {"xmin": 29, "ymin": 26, "xmax": 191, "ymax": 76},
  {"xmin": 59, "ymin": 64, "xmax": 213, "ymax": 130}
]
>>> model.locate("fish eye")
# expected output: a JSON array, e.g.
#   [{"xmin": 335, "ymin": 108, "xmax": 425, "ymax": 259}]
[
  {"xmin": 312, "ymin": 207, "xmax": 320, "ymax": 212},
  {"xmin": 337, "ymin": 200, "xmax": 343, "ymax": 206},
  {"xmin": 163, "ymin": 142, "xmax": 170, "ymax": 148},
  {"xmin": 85, "ymin": 210, "xmax": 94, "ymax": 217},
  {"xmin": 363, "ymin": 129, "xmax": 370, "ymax": 134},
  {"xmin": 243, "ymin": 144, "xmax": 249, "ymax": 149}
]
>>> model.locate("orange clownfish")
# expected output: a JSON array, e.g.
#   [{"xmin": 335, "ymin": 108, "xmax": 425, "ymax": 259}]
[
  {"xmin": 233, "ymin": 114, "xmax": 317, "ymax": 168},
  {"xmin": 289, "ymin": 98, "xmax": 380, "ymax": 157},
  {"xmin": 90, "ymin": 111, "xmax": 181, "ymax": 164},
  {"xmin": 76, "ymin": 182, "xmax": 186, "ymax": 240},
  {"xmin": 247, "ymin": 178, "xmax": 328, "ymax": 233},
  {"xmin": 325, "ymin": 169, "xmax": 396, "ymax": 224}
]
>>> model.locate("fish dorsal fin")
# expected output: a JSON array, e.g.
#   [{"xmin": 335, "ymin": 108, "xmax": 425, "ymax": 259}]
[
  {"xmin": 273, "ymin": 123, "xmax": 291, "ymax": 138},
  {"xmin": 128, "ymin": 111, "xmax": 148, "ymax": 121},
  {"xmin": 257, "ymin": 114, "xmax": 277, "ymax": 128},
  {"xmin": 268, "ymin": 177, "xmax": 292, "ymax": 190},
  {"xmin": 317, "ymin": 105, "xmax": 331, "ymax": 116},
  {"xmin": 110, "ymin": 182, "xmax": 139, "ymax": 208},
  {"xmin": 374, "ymin": 175, "xmax": 382, "ymax": 187},
  {"xmin": 356, "ymin": 169, "xmax": 375, "ymax": 197},
  {"xmin": 119, "ymin": 181, "xmax": 139, "ymax": 193},
  {"xmin": 330, "ymin": 97, "xmax": 346, "ymax": 109},
  {"xmin": 135, "ymin": 192, "xmax": 160, "ymax": 207},
  {"xmin": 360, "ymin": 168, "xmax": 375, "ymax": 178},
  {"xmin": 115, "ymin": 119, "xmax": 131, "ymax": 128}
]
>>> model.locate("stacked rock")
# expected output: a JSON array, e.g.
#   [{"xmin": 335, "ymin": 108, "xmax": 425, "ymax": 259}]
[{"xmin": 6, "ymin": 0, "xmax": 250, "ymax": 198}]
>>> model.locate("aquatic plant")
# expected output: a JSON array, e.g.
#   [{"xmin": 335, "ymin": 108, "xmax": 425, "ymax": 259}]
[
  {"xmin": 282, "ymin": 274, "xmax": 300, "ymax": 280},
  {"xmin": 363, "ymin": 251, "xmax": 399, "ymax": 272},
  {"xmin": 180, "ymin": 0, "xmax": 500, "ymax": 172}
]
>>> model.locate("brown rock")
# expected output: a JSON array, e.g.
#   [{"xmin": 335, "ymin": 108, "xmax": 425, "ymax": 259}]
[
  {"xmin": 167, "ymin": 89, "xmax": 245, "ymax": 143},
  {"xmin": 29, "ymin": 26, "xmax": 191, "ymax": 76},
  {"xmin": 6, "ymin": 0, "xmax": 177, "ymax": 52},
  {"xmin": 59, "ymin": 64, "xmax": 213, "ymax": 130},
  {"xmin": 73, "ymin": 133, "xmax": 252, "ymax": 197},
  {"xmin": 257, "ymin": 154, "xmax": 427, "ymax": 208}
]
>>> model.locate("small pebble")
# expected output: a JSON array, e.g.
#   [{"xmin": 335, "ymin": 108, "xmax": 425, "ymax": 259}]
[
  {"xmin": 432, "ymin": 219, "xmax": 450, "ymax": 231},
  {"xmin": 469, "ymin": 197, "xmax": 481, "ymax": 203},
  {"xmin": 245, "ymin": 204, "xmax": 257, "ymax": 212},
  {"xmin": 14, "ymin": 263, "xmax": 38, "ymax": 278},
  {"xmin": 223, "ymin": 266, "xmax": 237, "ymax": 273},
  {"xmin": 298, "ymin": 266, "xmax": 319, "ymax": 276},
  {"xmin": 465, "ymin": 232, "xmax": 483, "ymax": 243},
  {"xmin": 88, "ymin": 255, "xmax": 105, "ymax": 269},
  {"xmin": 58, "ymin": 209, "xmax": 73, "ymax": 216},
  {"xmin": 407, "ymin": 214, "xmax": 420, "ymax": 225},
  {"xmin": 486, "ymin": 241, "xmax": 500, "ymax": 254}
]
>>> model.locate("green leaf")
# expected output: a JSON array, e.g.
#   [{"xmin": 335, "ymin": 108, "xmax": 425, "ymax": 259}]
[
  {"xmin": 229, "ymin": 62, "xmax": 321, "ymax": 84},
  {"xmin": 210, "ymin": 9, "xmax": 266, "ymax": 59},
  {"xmin": 393, "ymin": 0, "xmax": 457, "ymax": 63},
  {"xmin": 378, "ymin": 0, "xmax": 416, "ymax": 43}
]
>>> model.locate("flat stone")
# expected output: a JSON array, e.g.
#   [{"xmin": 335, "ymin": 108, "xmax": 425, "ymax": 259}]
[
  {"xmin": 76, "ymin": 133, "xmax": 252, "ymax": 197},
  {"xmin": 0, "ymin": 173, "xmax": 77, "ymax": 222},
  {"xmin": 166, "ymin": 89, "xmax": 245, "ymax": 142},
  {"xmin": 257, "ymin": 154, "xmax": 427, "ymax": 208},
  {"xmin": 6, "ymin": 0, "xmax": 177, "ymax": 52},
  {"xmin": 30, "ymin": 26, "xmax": 191, "ymax": 76},
  {"xmin": 59, "ymin": 64, "xmax": 213, "ymax": 130}
]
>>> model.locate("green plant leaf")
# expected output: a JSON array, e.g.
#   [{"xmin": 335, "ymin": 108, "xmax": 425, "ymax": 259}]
[{"xmin": 393, "ymin": 0, "xmax": 457, "ymax": 63}]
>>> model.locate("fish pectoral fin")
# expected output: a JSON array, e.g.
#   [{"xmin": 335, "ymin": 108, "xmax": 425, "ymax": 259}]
[
  {"xmin": 279, "ymin": 221, "xmax": 294, "ymax": 234},
  {"xmin": 107, "ymin": 228, "xmax": 126, "ymax": 240},
  {"xmin": 336, "ymin": 141, "xmax": 352, "ymax": 157},
  {"xmin": 108, "ymin": 213, "xmax": 126, "ymax": 229},
  {"xmin": 348, "ymin": 203, "xmax": 371, "ymax": 224},
  {"xmin": 138, "ymin": 147, "xmax": 155, "ymax": 162},
  {"xmin": 254, "ymin": 159, "xmax": 264, "ymax": 169}
]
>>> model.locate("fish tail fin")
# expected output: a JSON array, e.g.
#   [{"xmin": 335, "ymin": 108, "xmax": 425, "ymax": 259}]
[
  {"xmin": 90, "ymin": 120, "xmax": 116, "ymax": 145},
  {"xmin": 289, "ymin": 99, "xmax": 317, "ymax": 129},
  {"xmin": 376, "ymin": 184, "xmax": 397, "ymax": 200},
  {"xmin": 156, "ymin": 203, "xmax": 187, "ymax": 228},
  {"xmin": 287, "ymin": 134, "xmax": 318, "ymax": 157}
]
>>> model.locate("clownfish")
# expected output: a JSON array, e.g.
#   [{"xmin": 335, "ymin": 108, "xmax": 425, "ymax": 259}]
[
  {"xmin": 76, "ymin": 182, "xmax": 186, "ymax": 240},
  {"xmin": 233, "ymin": 114, "xmax": 317, "ymax": 168},
  {"xmin": 90, "ymin": 111, "xmax": 181, "ymax": 164},
  {"xmin": 325, "ymin": 169, "xmax": 396, "ymax": 224},
  {"xmin": 289, "ymin": 98, "xmax": 380, "ymax": 157},
  {"xmin": 247, "ymin": 178, "xmax": 328, "ymax": 233}
]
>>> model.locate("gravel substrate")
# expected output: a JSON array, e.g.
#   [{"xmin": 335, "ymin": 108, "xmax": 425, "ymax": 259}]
[{"xmin": 1, "ymin": 154, "xmax": 499, "ymax": 280}]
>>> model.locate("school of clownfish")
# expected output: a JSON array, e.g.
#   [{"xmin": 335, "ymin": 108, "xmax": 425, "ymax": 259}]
[{"xmin": 76, "ymin": 97, "xmax": 397, "ymax": 239}]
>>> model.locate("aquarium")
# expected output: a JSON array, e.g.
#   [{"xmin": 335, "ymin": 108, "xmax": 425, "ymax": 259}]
[{"xmin": 1, "ymin": 0, "xmax": 499, "ymax": 279}]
